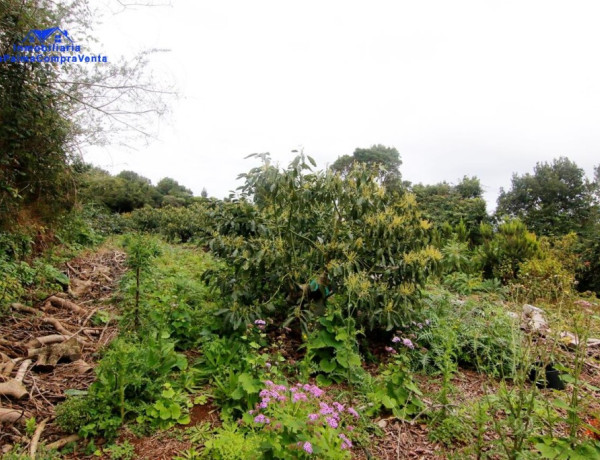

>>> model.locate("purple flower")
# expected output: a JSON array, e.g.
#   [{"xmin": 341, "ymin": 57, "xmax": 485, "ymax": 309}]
[
  {"xmin": 304, "ymin": 384, "xmax": 324, "ymax": 398},
  {"xmin": 254, "ymin": 414, "xmax": 270, "ymax": 424},
  {"xmin": 385, "ymin": 346, "xmax": 397, "ymax": 354},
  {"xmin": 339, "ymin": 433, "xmax": 352, "ymax": 449},
  {"xmin": 265, "ymin": 362, "xmax": 272, "ymax": 369},
  {"xmin": 347, "ymin": 407, "xmax": 359, "ymax": 419},
  {"xmin": 333, "ymin": 402, "xmax": 345, "ymax": 412},
  {"xmin": 326, "ymin": 416, "xmax": 338, "ymax": 428},
  {"xmin": 308, "ymin": 413, "xmax": 319, "ymax": 421},
  {"xmin": 264, "ymin": 380, "xmax": 274, "ymax": 386},
  {"xmin": 391, "ymin": 336, "xmax": 401, "ymax": 343},
  {"xmin": 254, "ymin": 319, "xmax": 266, "ymax": 325},
  {"xmin": 293, "ymin": 392, "xmax": 308, "ymax": 402},
  {"xmin": 402, "ymin": 338, "xmax": 414, "ymax": 349},
  {"xmin": 302, "ymin": 441, "xmax": 313, "ymax": 454},
  {"xmin": 319, "ymin": 402, "xmax": 334, "ymax": 415}
]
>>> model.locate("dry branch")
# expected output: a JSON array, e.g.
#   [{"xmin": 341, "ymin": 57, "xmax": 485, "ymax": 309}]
[
  {"xmin": 40, "ymin": 317, "xmax": 73, "ymax": 336},
  {"xmin": 46, "ymin": 434, "xmax": 80, "ymax": 450},
  {"xmin": 10, "ymin": 303, "xmax": 39, "ymax": 315},
  {"xmin": 29, "ymin": 417, "xmax": 49, "ymax": 459},
  {"xmin": 0, "ymin": 380, "xmax": 27, "ymax": 399},
  {"xmin": 0, "ymin": 407, "xmax": 28, "ymax": 423},
  {"xmin": 48, "ymin": 296, "xmax": 85, "ymax": 314},
  {"xmin": 15, "ymin": 359, "xmax": 31, "ymax": 383}
]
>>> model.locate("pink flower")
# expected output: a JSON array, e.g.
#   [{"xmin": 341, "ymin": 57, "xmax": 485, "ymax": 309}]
[
  {"xmin": 302, "ymin": 441, "xmax": 313, "ymax": 454},
  {"xmin": 293, "ymin": 392, "xmax": 308, "ymax": 402},
  {"xmin": 392, "ymin": 336, "xmax": 401, "ymax": 343},
  {"xmin": 385, "ymin": 346, "xmax": 397, "ymax": 354},
  {"xmin": 402, "ymin": 338, "xmax": 414, "ymax": 349},
  {"xmin": 305, "ymin": 384, "xmax": 324, "ymax": 398},
  {"xmin": 347, "ymin": 407, "xmax": 359, "ymax": 419},
  {"xmin": 333, "ymin": 402, "xmax": 345, "ymax": 412},
  {"xmin": 254, "ymin": 414, "xmax": 270, "ymax": 424},
  {"xmin": 308, "ymin": 413, "xmax": 319, "ymax": 421},
  {"xmin": 339, "ymin": 433, "xmax": 352, "ymax": 449},
  {"xmin": 319, "ymin": 402, "xmax": 334, "ymax": 415},
  {"xmin": 326, "ymin": 416, "xmax": 338, "ymax": 428}
]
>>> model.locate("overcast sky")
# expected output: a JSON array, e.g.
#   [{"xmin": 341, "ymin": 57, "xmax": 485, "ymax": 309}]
[{"xmin": 84, "ymin": 1, "xmax": 600, "ymax": 210}]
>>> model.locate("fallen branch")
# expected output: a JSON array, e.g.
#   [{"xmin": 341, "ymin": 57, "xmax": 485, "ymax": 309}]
[
  {"xmin": 24, "ymin": 335, "xmax": 69, "ymax": 348},
  {"xmin": 0, "ymin": 379, "xmax": 27, "ymax": 399},
  {"xmin": 48, "ymin": 296, "xmax": 85, "ymax": 314},
  {"xmin": 0, "ymin": 407, "xmax": 28, "ymax": 423},
  {"xmin": 15, "ymin": 359, "xmax": 31, "ymax": 383},
  {"xmin": 29, "ymin": 417, "xmax": 49, "ymax": 459},
  {"xmin": 46, "ymin": 434, "xmax": 80, "ymax": 450},
  {"xmin": 1, "ymin": 359, "xmax": 17, "ymax": 376},
  {"xmin": 41, "ymin": 317, "xmax": 73, "ymax": 336},
  {"xmin": 25, "ymin": 334, "xmax": 90, "ymax": 349},
  {"xmin": 10, "ymin": 303, "xmax": 39, "ymax": 315}
]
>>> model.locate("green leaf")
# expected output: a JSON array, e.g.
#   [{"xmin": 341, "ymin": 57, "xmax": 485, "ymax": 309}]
[
  {"xmin": 238, "ymin": 373, "xmax": 259, "ymax": 394},
  {"xmin": 315, "ymin": 374, "xmax": 332, "ymax": 386},
  {"xmin": 178, "ymin": 414, "xmax": 191, "ymax": 425},
  {"xmin": 319, "ymin": 358, "xmax": 337, "ymax": 373}
]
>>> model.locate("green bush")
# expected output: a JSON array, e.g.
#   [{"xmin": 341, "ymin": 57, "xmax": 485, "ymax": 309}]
[
  {"xmin": 63, "ymin": 335, "xmax": 188, "ymax": 439},
  {"xmin": 409, "ymin": 290, "xmax": 521, "ymax": 378},
  {"xmin": 207, "ymin": 154, "xmax": 441, "ymax": 334}
]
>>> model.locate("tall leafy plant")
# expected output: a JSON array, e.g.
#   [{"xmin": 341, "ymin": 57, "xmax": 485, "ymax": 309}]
[{"xmin": 207, "ymin": 154, "xmax": 442, "ymax": 333}]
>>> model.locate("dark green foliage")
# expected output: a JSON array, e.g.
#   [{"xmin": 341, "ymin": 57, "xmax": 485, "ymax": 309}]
[
  {"xmin": 330, "ymin": 144, "xmax": 402, "ymax": 190},
  {"xmin": 207, "ymin": 154, "xmax": 441, "ymax": 333},
  {"xmin": 303, "ymin": 313, "xmax": 363, "ymax": 385},
  {"xmin": 193, "ymin": 334, "xmax": 265, "ymax": 418},
  {"xmin": 123, "ymin": 233, "xmax": 160, "ymax": 326},
  {"xmin": 365, "ymin": 361, "xmax": 424, "ymax": 419},
  {"xmin": 412, "ymin": 176, "xmax": 488, "ymax": 245},
  {"xmin": 476, "ymin": 219, "xmax": 539, "ymax": 282},
  {"xmin": 0, "ymin": 1, "xmax": 80, "ymax": 228},
  {"xmin": 59, "ymin": 335, "xmax": 188, "ymax": 439},
  {"xmin": 156, "ymin": 177, "xmax": 193, "ymax": 207},
  {"xmin": 497, "ymin": 157, "xmax": 595, "ymax": 237}
]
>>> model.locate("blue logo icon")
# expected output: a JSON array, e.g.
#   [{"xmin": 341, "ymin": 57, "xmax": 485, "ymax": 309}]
[{"xmin": 21, "ymin": 27, "xmax": 74, "ymax": 45}]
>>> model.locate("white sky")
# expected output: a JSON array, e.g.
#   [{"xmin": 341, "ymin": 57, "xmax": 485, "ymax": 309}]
[{"xmin": 84, "ymin": 1, "xmax": 600, "ymax": 210}]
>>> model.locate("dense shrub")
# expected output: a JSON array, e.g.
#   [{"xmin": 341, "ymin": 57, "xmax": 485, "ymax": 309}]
[{"xmin": 206, "ymin": 154, "xmax": 442, "ymax": 333}]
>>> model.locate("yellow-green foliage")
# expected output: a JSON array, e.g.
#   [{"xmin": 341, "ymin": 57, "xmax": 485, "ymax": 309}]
[
  {"xmin": 208, "ymin": 154, "xmax": 442, "ymax": 332},
  {"xmin": 515, "ymin": 234, "xmax": 578, "ymax": 303}
]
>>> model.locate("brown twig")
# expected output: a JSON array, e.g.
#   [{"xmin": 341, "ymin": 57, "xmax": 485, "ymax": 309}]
[{"xmin": 29, "ymin": 417, "xmax": 49, "ymax": 459}]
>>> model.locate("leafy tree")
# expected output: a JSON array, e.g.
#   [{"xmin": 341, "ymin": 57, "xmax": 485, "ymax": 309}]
[
  {"xmin": 412, "ymin": 176, "xmax": 488, "ymax": 244},
  {"xmin": 331, "ymin": 144, "xmax": 402, "ymax": 190},
  {"xmin": 0, "ymin": 0, "xmax": 169, "ymax": 229},
  {"xmin": 476, "ymin": 219, "xmax": 539, "ymax": 282},
  {"xmin": 156, "ymin": 177, "xmax": 193, "ymax": 198},
  {"xmin": 208, "ymin": 154, "xmax": 441, "ymax": 333},
  {"xmin": 80, "ymin": 169, "xmax": 160, "ymax": 213},
  {"xmin": 496, "ymin": 157, "xmax": 594, "ymax": 236}
]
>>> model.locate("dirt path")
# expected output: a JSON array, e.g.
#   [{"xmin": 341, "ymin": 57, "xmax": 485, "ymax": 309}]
[{"xmin": 0, "ymin": 247, "xmax": 127, "ymax": 453}]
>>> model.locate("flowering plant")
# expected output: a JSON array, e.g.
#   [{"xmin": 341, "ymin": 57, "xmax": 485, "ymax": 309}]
[{"xmin": 242, "ymin": 380, "xmax": 359, "ymax": 459}]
